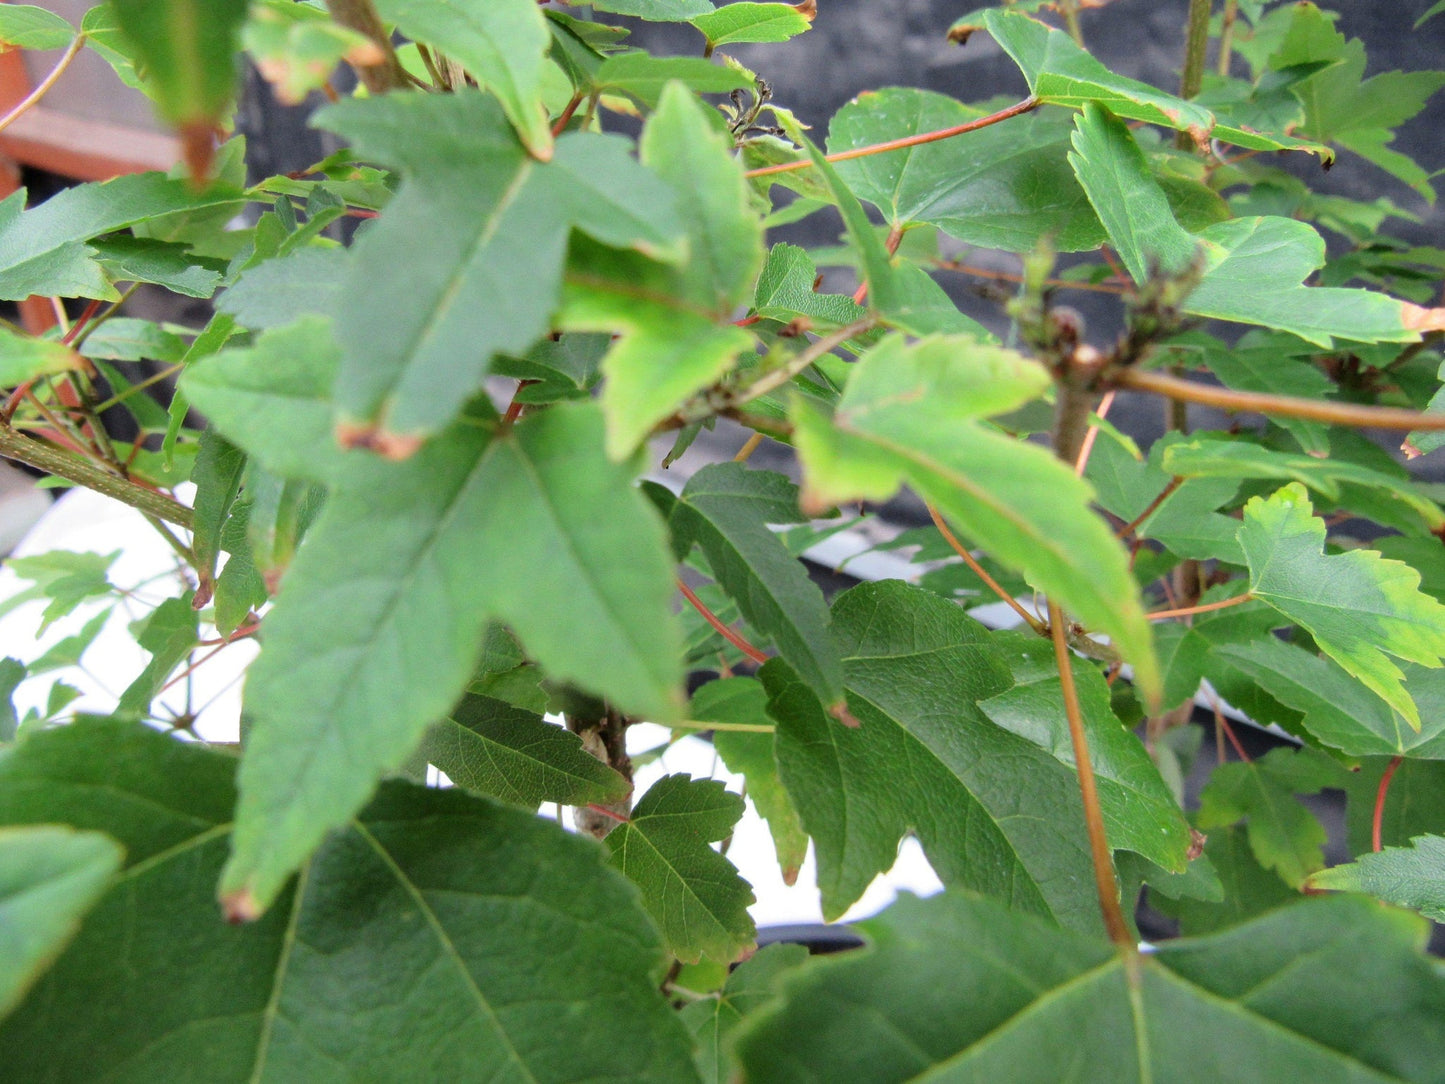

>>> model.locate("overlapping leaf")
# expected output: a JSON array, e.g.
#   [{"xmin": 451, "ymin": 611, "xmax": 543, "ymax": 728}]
[
  {"xmin": 670, "ymin": 463, "xmax": 841, "ymax": 705},
  {"xmin": 0, "ymin": 719, "xmax": 699, "ymax": 1081},
  {"xmin": 764, "ymin": 581, "xmax": 1118, "ymax": 932},
  {"xmin": 221, "ymin": 402, "xmax": 685, "ymax": 918},
  {"xmin": 680, "ymin": 943, "xmax": 808, "ymax": 1084},
  {"xmin": 420, "ymin": 692, "xmax": 629, "ymax": 809},
  {"xmin": 563, "ymin": 83, "xmax": 760, "ymax": 459},
  {"xmin": 1239, "ymin": 483, "xmax": 1445, "ymax": 729},
  {"xmin": 314, "ymin": 91, "xmax": 684, "ymax": 452},
  {"xmin": 829, "ymin": 86, "xmax": 1104, "ymax": 252},
  {"xmin": 734, "ymin": 892, "xmax": 1445, "ymax": 1082},
  {"xmin": 0, "ymin": 825, "xmax": 122, "ymax": 1019},
  {"xmin": 605, "ymin": 774, "xmax": 755, "ymax": 964},
  {"xmin": 752, "ymin": 243, "xmax": 866, "ymax": 329},
  {"xmin": 791, "ymin": 334, "xmax": 1159, "ymax": 702},
  {"xmin": 1309, "ymin": 835, "xmax": 1445, "ymax": 922},
  {"xmin": 374, "ymin": 0, "xmax": 553, "ymax": 157}
]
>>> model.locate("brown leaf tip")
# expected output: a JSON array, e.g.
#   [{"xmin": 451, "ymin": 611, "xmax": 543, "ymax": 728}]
[
  {"xmin": 178, "ymin": 123, "xmax": 217, "ymax": 188},
  {"xmin": 828, "ymin": 701, "xmax": 861, "ymax": 728},
  {"xmin": 334, "ymin": 421, "xmax": 423, "ymax": 460},
  {"xmin": 791, "ymin": 0, "xmax": 817, "ymax": 20},
  {"xmin": 1402, "ymin": 302, "xmax": 1445, "ymax": 333},
  {"xmin": 221, "ymin": 888, "xmax": 262, "ymax": 925}
]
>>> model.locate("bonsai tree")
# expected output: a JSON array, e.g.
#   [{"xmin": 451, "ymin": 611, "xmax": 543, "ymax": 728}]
[{"xmin": 2, "ymin": 0, "xmax": 1445, "ymax": 1077}]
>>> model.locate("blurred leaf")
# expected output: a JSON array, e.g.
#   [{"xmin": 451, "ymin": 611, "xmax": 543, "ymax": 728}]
[
  {"xmin": 0, "ymin": 550, "xmax": 119, "ymax": 632},
  {"xmin": 0, "ymin": 5, "xmax": 75, "ymax": 49},
  {"xmin": 593, "ymin": 52, "xmax": 753, "ymax": 107},
  {"xmin": 0, "ymin": 328, "xmax": 84, "ymax": 388},
  {"xmin": 1152, "ymin": 825, "xmax": 1295, "ymax": 936}
]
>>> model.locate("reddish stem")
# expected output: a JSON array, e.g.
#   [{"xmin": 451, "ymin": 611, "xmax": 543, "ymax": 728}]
[
  {"xmin": 852, "ymin": 225, "xmax": 904, "ymax": 305},
  {"xmin": 551, "ymin": 92, "xmax": 584, "ymax": 137},
  {"xmin": 1373, "ymin": 755, "xmax": 1404, "ymax": 852},
  {"xmin": 677, "ymin": 578, "xmax": 769, "ymax": 665},
  {"xmin": 1147, "ymin": 593, "xmax": 1252, "ymax": 622},
  {"xmin": 585, "ymin": 803, "xmax": 630, "ymax": 824},
  {"xmin": 60, "ymin": 299, "xmax": 103, "ymax": 347},
  {"xmin": 345, "ymin": 207, "xmax": 379, "ymax": 219},
  {"xmin": 745, "ymin": 96, "xmax": 1040, "ymax": 178},
  {"xmin": 1116, "ymin": 476, "xmax": 1183, "ymax": 539},
  {"xmin": 502, "ymin": 379, "xmax": 538, "ymax": 426}
]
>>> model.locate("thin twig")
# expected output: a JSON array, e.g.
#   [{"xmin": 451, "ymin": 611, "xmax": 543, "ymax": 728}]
[
  {"xmin": 1074, "ymin": 390, "xmax": 1116, "ymax": 477},
  {"xmin": 853, "ymin": 225, "xmax": 904, "ymax": 306},
  {"xmin": 676, "ymin": 578, "xmax": 769, "ymax": 665},
  {"xmin": 1049, "ymin": 599, "xmax": 1133, "ymax": 950},
  {"xmin": 0, "ymin": 33, "xmax": 85, "ymax": 136},
  {"xmin": 1114, "ymin": 367, "xmax": 1445, "ymax": 431},
  {"xmin": 935, "ymin": 259, "xmax": 1131, "ymax": 296},
  {"xmin": 733, "ymin": 432, "xmax": 765, "ymax": 463},
  {"xmin": 926, "ymin": 503, "xmax": 1046, "ymax": 634},
  {"xmin": 744, "ymin": 96, "xmax": 1040, "ymax": 178},
  {"xmin": 1147, "ymin": 593, "xmax": 1252, "ymax": 622},
  {"xmin": 1116, "ymin": 476, "xmax": 1183, "ymax": 539},
  {"xmin": 1373, "ymin": 756, "xmax": 1404, "ymax": 853},
  {"xmin": 727, "ymin": 317, "xmax": 874, "ymax": 409}
]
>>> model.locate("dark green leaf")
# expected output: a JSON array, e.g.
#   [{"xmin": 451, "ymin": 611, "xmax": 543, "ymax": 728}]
[
  {"xmin": 829, "ymin": 86, "xmax": 1104, "ymax": 252},
  {"xmin": 593, "ymin": 52, "xmax": 753, "ymax": 107},
  {"xmin": 1309, "ymin": 835, "xmax": 1445, "ymax": 922},
  {"xmin": 221, "ymin": 402, "xmax": 684, "ymax": 916},
  {"xmin": 315, "ymin": 90, "xmax": 684, "ymax": 449},
  {"xmin": 605, "ymin": 774, "xmax": 755, "ymax": 964},
  {"xmin": 89, "ymin": 236, "xmax": 223, "ymax": 298},
  {"xmin": 0, "ymin": 718, "xmax": 700, "ymax": 1082},
  {"xmin": 116, "ymin": 595, "xmax": 199, "ymax": 718},
  {"xmin": 752, "ymin": 243, "xmax": 866, "ymax": 329},
  {"xmin": 1152, "ymin": 825, "xmax": 1295, "ymax": 936},
  {"xmin": 420, "ymin": 692, "xmax": 629, "ymax": 808},
  {"xmin": 1240, "ymin": 483, "xmax": 1445, "ymax": 729},
  {"xmin": 213, "ymin": 497, "xmax": 266, "ymax": 636},
  {"xmin": 109, "ymin": 0, "xmax": 248, "ymax": 132},
  {"xmin": 736, "ymin": 891, "xmax": 1445, "ymax": 1082},
  {"xmin": 217, "ymin": 246, "xmax": 347, "ymax": 331},
  {"xmin": 0, "ymin": 658, "xmax": 23, "ymax": 743},
  {"xmin": 0, "ymin": 825, "xmax": 122, "ymax": 1019},
  {"xmin": 672, "ymin": 464, "xmax": 841, "ymax": 705},
  {"xmin": 680, "ymin": 943, "xmax": 809, "ymax": 1084},
  {"xmin": 190, "ymin": 430, "xmax": 246, "ymax": 608}
]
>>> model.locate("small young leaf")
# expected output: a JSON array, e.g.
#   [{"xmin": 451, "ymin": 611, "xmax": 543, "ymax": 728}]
[
  {"xmin": 1240, "ymin": 483, "xmax": 1445, "ymax": 729},
  {"xmin": 419, "ymin": 692, "xmax": 630, "ymax": 809},
  {"xmin": 0, "ymin": 825, "xmax": 122, "ymax": 1019},
  {"xmin": 605, "ymin": 774, "xmax": 756, "ymax": 964},
  {"xmin": 1308, "ymin": 835, "xmax": 1445, "ymax": 922},
  {"xmin": 0, "ymin": 5, "xmax": 75, "ymax": 49}
]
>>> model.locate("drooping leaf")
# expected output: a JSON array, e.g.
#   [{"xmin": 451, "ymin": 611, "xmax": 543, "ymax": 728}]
[
  {"xmin": 1239, "ymin": 483, "xmax": 1445, "ymax": 729},
  {"xmin": 1308, "ymin": 835, "xmax": 1445, "ymax": 922},
  {"xmin": 565, "ymin": 82, "xmax": 760, "ymax": 459},
  {"xmin": 75, "ymin": 317, "xmax": 188, "ymax": 364},
  {"xmin": 181, "ymin": 317, "xmax": 359, "ymax": 485},
  {"xmin": 735, "ymin": 891, "xmax": 1445, "ymax": 1081},
  {"xmin": 0, "ymin": 658, "xmax": 24, "ymax": 743},
  {"xmin": 980, "ymin": 630, "xmax": 1191, "ymax": 872},
  {"xmin": 109, "ymin": 0, "xmax": 249, "ymax": 174},
  {"xmin": 213, "ymin": 497, "xmax": 267, "ymax": 635},
  {"xmin": 791, "ymin": 334, "xmax": 1159, "ymax": 703},
  {"xmin": 690, "ymin": 3, "xmax": 812, "ymax": 47},
  {"xmin": 115, "ymin": 595, "xmax": 199, "ymax": 718},
  {"xmin": 765, "ymin": 581, "xmax": 1115, "ymax": 932},
  {"xmin": 680, "ymin": 943, "xmax": 809, "ymax": 1084},
  {"xmin": 1216, "ymin": 637, "xmax": 1445, "ymax": 759},
  {"xmin": 0, "ymin": 718, "xmax": 700, "ymax": 1082},
  {"xmin": 605, "ymin": 774, "xmax": 755, "ymax": 964},
  {"xmin": 0, "ymin": 825, "xmax": 123, "ymax": 1019},
  {"xmin": 0, "ymin": 5, "xmax": 74, "ymax": 49},
  {"xmin": 671, "ymin": 464, "xmax": 841, "ymax": 705},
  {"xmin": 419, "ymin": 692, "xmax": 630, "ymax": 809},
  {"xmin": 221, "ymin": 402, "xmax": 684, "ymax": 917},
  {"xmin": 828, "ymin": 86, "xmax": 1104, "ymax": 252},
  {"xmin": 1196, "ymin": 746, "xmax": 1334, "ymax": 888},
  {"xmin": 1186, "ymin": 217, "xmax": 1420, "ymax": 347},
  {"xmin": 691, "ymin": 676, "xmax": 807, "ymax": 885},
  {"xmin": 0, "ymin": 175, "xmax": 242, "ymax": 302},
  {"xmin": 189, "ymin": 430, "xmax": 246, "ymax": 608},
  {"xmin": 314, "ymin": 90, "xmax": 684, "ymax": 452},
  {"xmin": 1067, "ymin": 102, "xmax": 1198, "ymax": 283},
  {"xmin": 374, "ymin": 0, "xmax": 553, "ymax": 158},
  {"xmin": 985, "ymin": 10, "xmax": 1332, "ymax": 157},
  {"xmin": 238, "ymin": 466, "xmax": 326, "ymax": 598}
]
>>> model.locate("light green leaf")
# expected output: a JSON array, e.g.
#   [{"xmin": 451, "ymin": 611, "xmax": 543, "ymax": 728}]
[
  {"xmin": 828, "ymin": 86, "xmax": 1104, "ymax": 252},
  {"xmin": 605, "ymin": 774, "xmax": 755, "ymax": 964},
  {"xmin": 985, "ymin": 9, "xmax": 1332, "ymax": 158},
  {"xmin": 593, "ymin": 52, "xmax": 753, "ymax": 107},
  {"xmin": 1309, "ymin": 836, "xmax": 1445, "ymax": 921},
  {"xmin": 690, "ymin": 3, "xmax": 812, "ymax": 47},
  {"xmin": 0, "ymin": 825, "xmax": 122, "ymax": 1020},
  {"xmin": 0, "ymin": 5, "xmax": 74, "ymax": 49},
  {"xmin": 1197, "ymin": 747, "xmax": 1333, "ymax": 888},
  {"xmin": 1068, "ymin": 103, "xmax": 1198, "ymax": 283},
  {"xmin": 0, "ymin": 328, "xmax": 84, "ymax": 388},
  {"xmin": 583, "ymin": 0, "xmax": 714, "ymax": 20},
  {"xmin": 314, "ymin": 91, "xmax": 684, "ymax": 450},
  {"xmin": 181, "ymin": 318, "xmax": 361, "ymax": 485},
  {"xmin": 116, "ymin": 595, "xmax": 199, "ymax": 718},
  {"xmin": 109, "ymin": 0, "xmax": 248, "ymax": 134},
  {"xmin": 672, "ymin": 463, "xmax": 841, "ymax": 705},
  {"xmin": 375, "ymin": 0, "xmax": 552, "ymax": 158},
  {"xmin": 0, "ymin": 550, "xmax": 118, "ymax": 633},
  {"xmin": 0, "ymin": 175, "xmax": 242, "ymax": 301},
  {"xmin": 680, "ymin": 943, "xmax": 809, "ymax": 1084},
  {"xmin": 693, "ymin": 677, "xmax": 807, "ymax": 885},
  {"xmin": 568, "ymin": 82, "xmax": 760, "ymax": 459},
  {"xmin": 0, "ymin": 718, "xmax": 700, "ymax": 1081},
  {"xmin": 1419, "ymin": 0, "xmax": 1445, "ymax": 27},
  {"xmin": 219, "ymin": 246, "xmax": 348, "ymax": 332},
  {"xmin": 1240, "ymin": 483, "xmax": 1445, "ymax": 729},
  {"xmin": 221, "ymin": 402, "xmax": 684, "ymax": 917},
  {"xmin": 1186, "ymin": 217, "xmax": 1417, "ymax": 347},
  {"xmin": 419, "ymin": 692, "xmax": 630, "ymax": 809},
  {"xmin": 765, "ymin": 582, "xmax": 1114, "ymax": 932},
  {"xmin": 735, "ymin": 892, "xmax": 1445, "ymax": 1081},
  {"xmin": 792, "ymin": 334, "xmax": 1159, "ymax": 703},
  {"xmin": 1216, "ymin": 637, "xmax": 1445, "ymax": 759},
  {"xmin": 752, "ymin": 243, "xmax": 866, "ymax": 329},
  {"xmin": 981, "ymin": 630, "xmax": 1191, "ymax": 872},
  {"xmin": 0, "ymin": 658, "xmax": 24, "ymax": 742}
]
